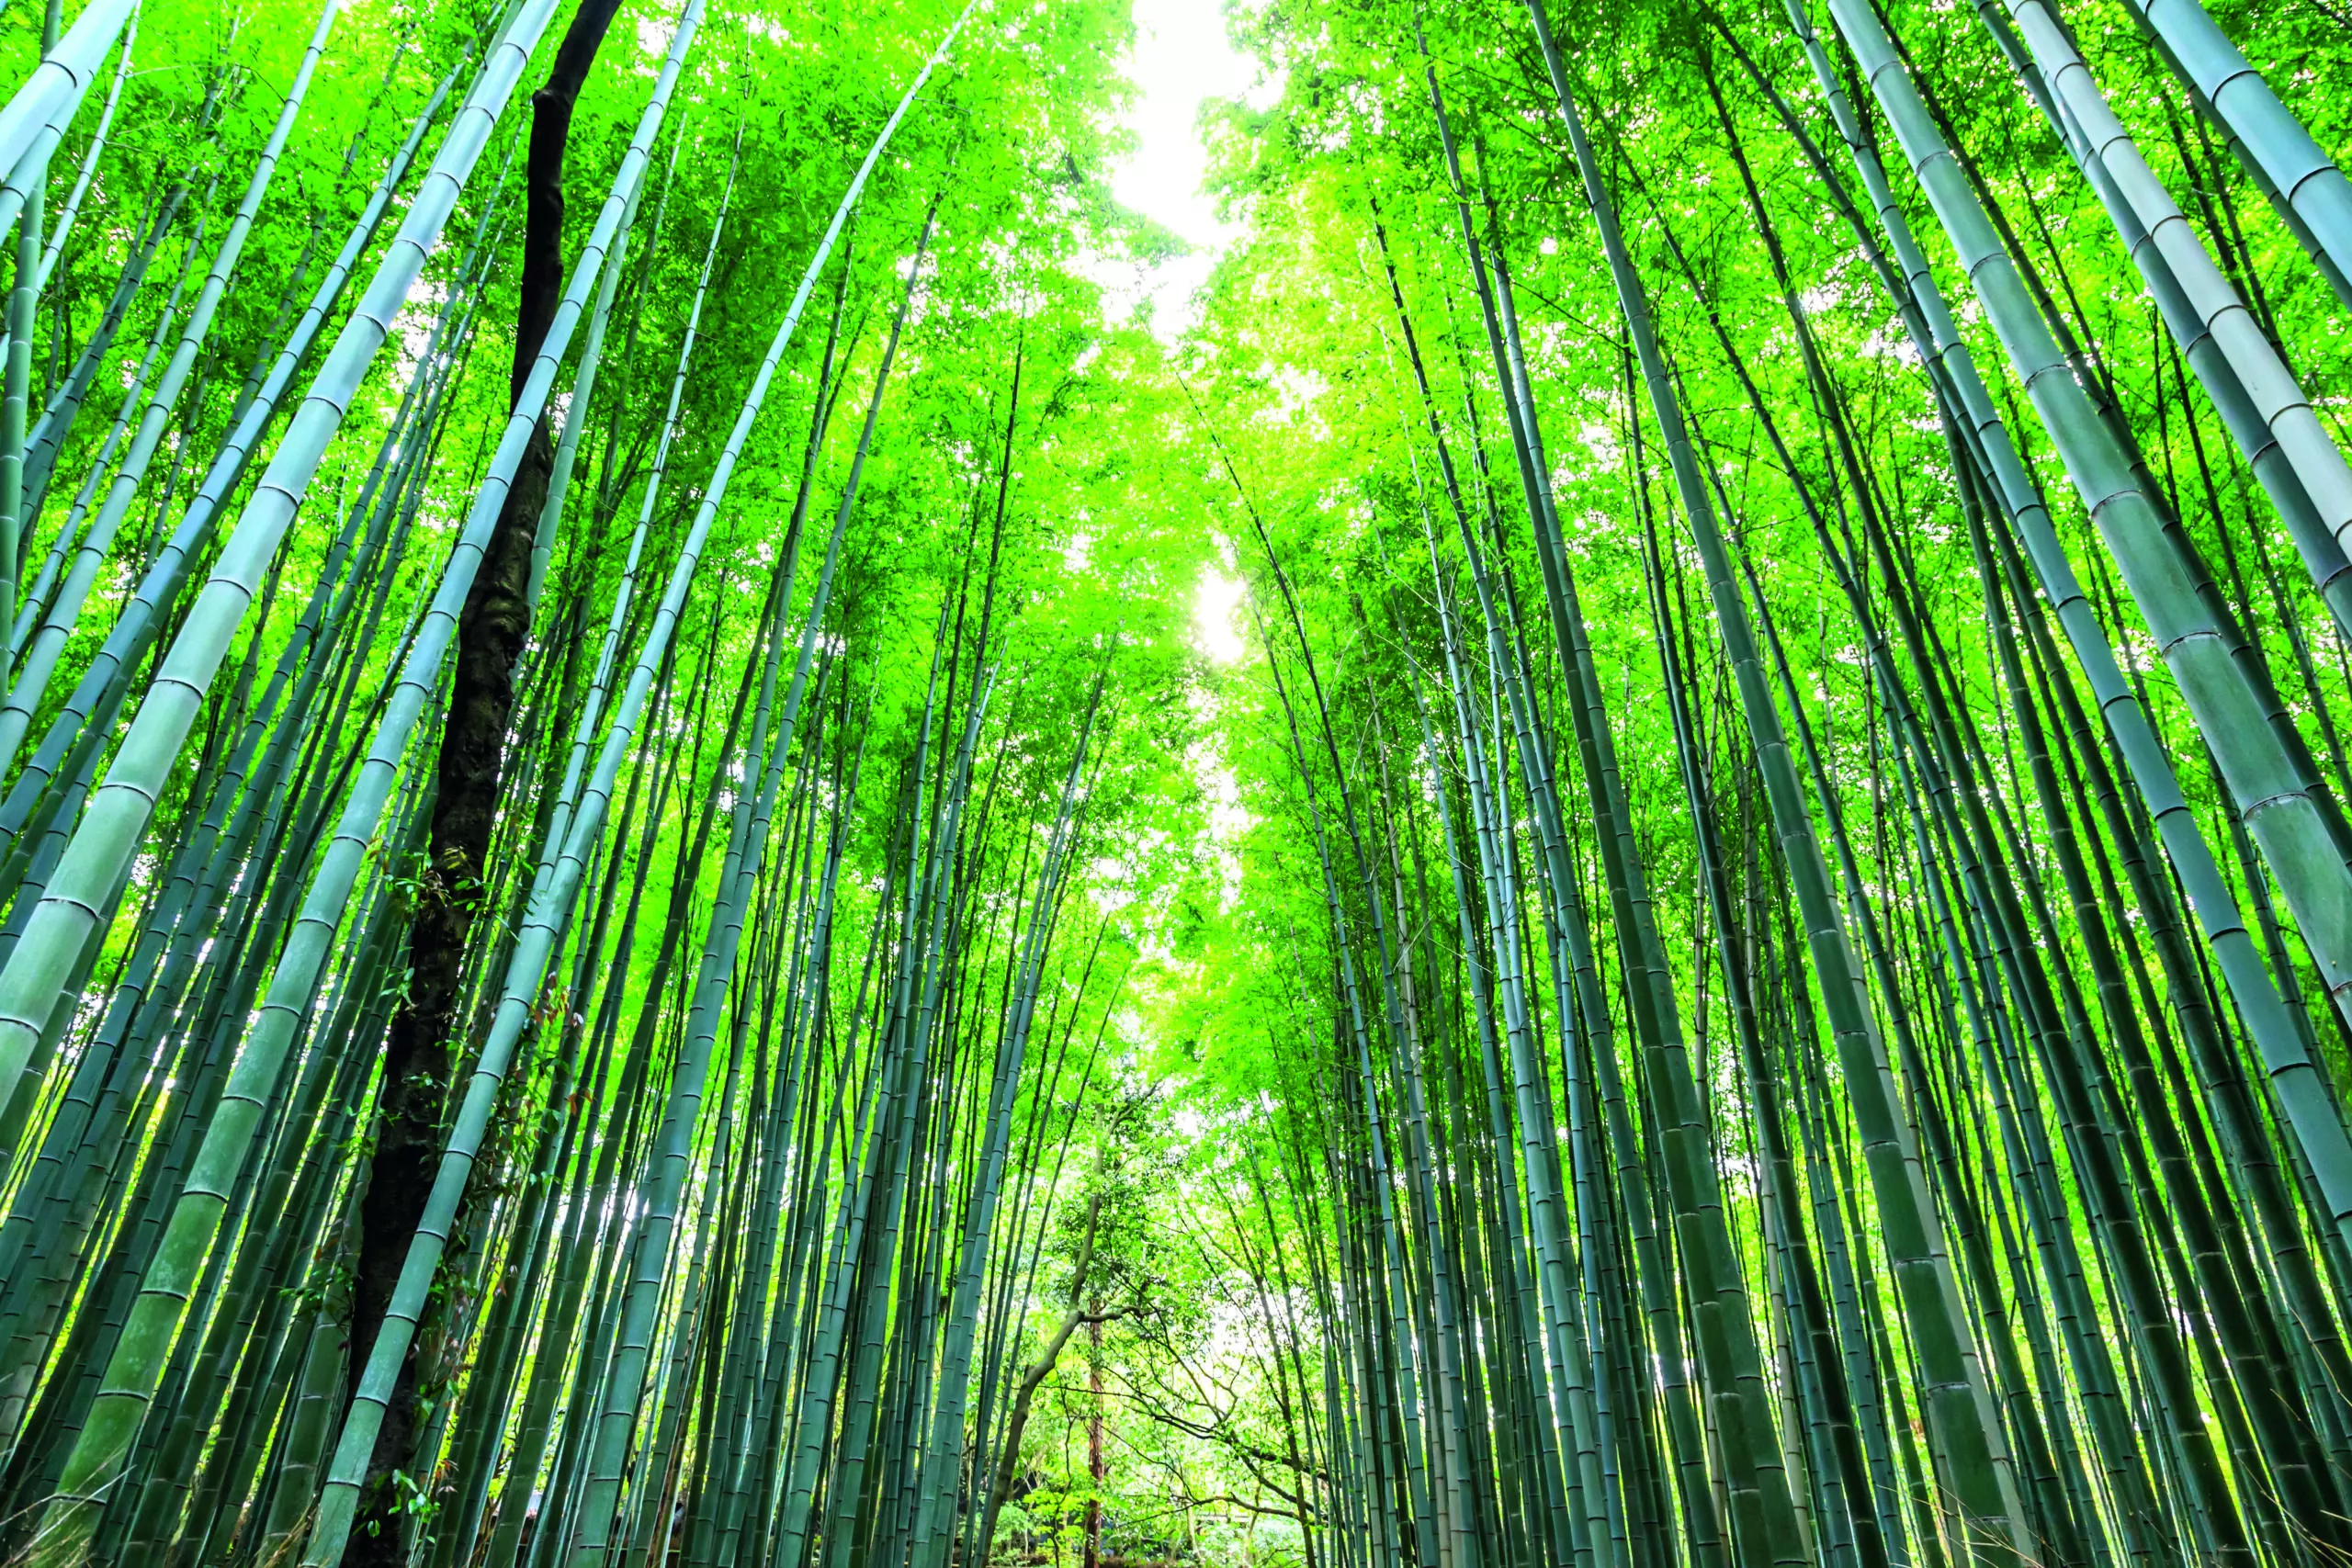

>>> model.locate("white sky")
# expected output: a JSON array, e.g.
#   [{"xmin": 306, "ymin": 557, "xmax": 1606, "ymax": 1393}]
[
  {"xmin": 1103, "ymin": 0, "xmax": 1272, "ymax": 343},
  {"xmin": 1111, "ymin": 0, "xmax": 1255, "ymax": 253},
  {"xmin": 1106, "ymin": 0, "xmax": 1267, "ymax": 666},
  {"xmin": 1193, "ymin": 558, "xmax": 1249, "ymax": 663}
]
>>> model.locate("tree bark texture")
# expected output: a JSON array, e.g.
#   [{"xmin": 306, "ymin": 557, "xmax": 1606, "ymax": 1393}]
[{"xmin": 345, "ymin": 0, "xmax": 629, "ymax": 1557}]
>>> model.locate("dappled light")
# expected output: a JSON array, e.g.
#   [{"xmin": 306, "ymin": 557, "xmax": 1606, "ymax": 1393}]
[{"xmin": 0, "ymin": 0, "xmax": 2347, "ymax": 1564}]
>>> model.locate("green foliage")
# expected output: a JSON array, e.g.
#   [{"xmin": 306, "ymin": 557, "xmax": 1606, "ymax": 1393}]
[{"xmin": 6, "ymin": 0, "xmax": 2352, "ymax": 1562}]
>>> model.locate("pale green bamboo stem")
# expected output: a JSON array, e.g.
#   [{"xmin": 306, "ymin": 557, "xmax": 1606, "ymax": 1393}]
[{"xmin": 0, "ymin": 0, "xmax": 558, "ymax": 1197}]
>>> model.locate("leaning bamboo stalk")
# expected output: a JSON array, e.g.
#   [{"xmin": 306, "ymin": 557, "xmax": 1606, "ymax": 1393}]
[
  {"xmin": 477, "ymin": 642, "xmax": 698, "ymax": 1568},
  {"xmin": 1354, "ymin": 263, "xmax": 1512, "ymax": 1568},
  {"xmin": 13, "ymin": 278, "xmax": 179, "ymax": 654},
  {"xmin": 1968, "ymin": 491, "xmax": 2346, "ymax": 1549},
  {"xmin": 0, "ymin": 0, "xmax": 67, "ymax": 691},
  {"xmin": 28, "ymin": 11, "xmax": 132, "ymax": 300},
  {"xmin": 1427, "ymin": 57, "xmax": 1812, "ymax": 1566},
  {"xmin": 5, "ymin": 9, "xmax": 571, "ymax": 1558},
  {"xmin": 909, "ymin": 660, "xmax": 1102, "ymax": 1568},
  {"xmin": 0, "ymin": 140, "xmax": 505, "ymax": 1117},
  {"xmin": 1522, "ymin": 7, "xmax": 2030, "ymax": 1559},
  {"xmin": 0, "ymin": 456, "xmax": 383, "ymax": 1304},
  {"xmin": 1990, "ymin": 0, "xmax": 2352, "ymax": 646},
  {"xmin": 529, "ymin": 121, "xmax": 739, "ymax": 904},
  {"xmin": 2122, "ymin": 0, "xmax": 2352, "ymax": 303},
  {"xmin": 6, "ymin": 0, "xmax": 341, "ymax": 797},
  {"xmin": 1770, "ymin": 0, "xmax": 2352, "ymax": 1276},
  {"xmin": 0, "ymin": 0, "xmax": 136, "ymax": 183},
  {"xmin": 1, "ymin": 552, "xmax": 405, "ymax": 1485},
  {"xmin": 0, "ymin": 59, "xmax": 456, "ymax": 816},
  {"xmin": 311, "ymin": 19, "xmax": 975, "ymax": 1565},
  {"xmin": 479, "ymin": 239, "xmax": 755, "ymax": 1568},
  {"xmin": 563, "ymin": 593, "xmax": 817, "ymax": 1567},
  {"xmin": 18, "ymin": 164, "xmax": 196, "ymax": 521},
  {"xmin": 1655, "ymin": 108, "xmax": 2142, "ymax": 1561},
  {"xmin": 0, "ymin": 0, "xmax": 557, "ymax": 1177}
]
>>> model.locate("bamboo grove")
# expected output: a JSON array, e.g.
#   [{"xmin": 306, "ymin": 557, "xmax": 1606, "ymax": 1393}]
[{"xmin": 6, "ymin": 0, "xmax": 2352, "ymax": 1562}]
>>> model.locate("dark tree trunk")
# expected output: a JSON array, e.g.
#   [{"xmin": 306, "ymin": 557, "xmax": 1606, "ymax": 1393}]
[
  {"xmin": 345, "ymin": 0, "xmax": 628, "ymax": 1557},
  {"xmin": 1085, "ymin": 1309, "xmax": 1106, "ymax": 1568},
  {"xmin": 980, "ymin": 1195, "xmax": 1114, "ymax": 1556}
]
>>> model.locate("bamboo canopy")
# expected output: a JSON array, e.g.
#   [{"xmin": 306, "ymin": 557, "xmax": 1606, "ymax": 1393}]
[{"xmin": 5, "ymin": 0, "xmax": 2352, "ymax": 1563}]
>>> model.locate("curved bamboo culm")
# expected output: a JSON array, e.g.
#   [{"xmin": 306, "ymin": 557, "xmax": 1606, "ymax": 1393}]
[
  {"xmin": 12, "ymin": 277, "xmax": 178, "ymax": 651},
  {"xmin": 0, "ymin": 0, "xmax": 558, "ymax": 1181},
  {"xmin": 1717, "ymin": 40, "xmax": 2352, "ymax": 1529},
  {"xmin": 0, "ymin": 281, "xmax": 466, "ymax": 1433},
  {"xmin": 0, "ymin": 0, "xmax": 134, "ymax": 190},
  {"xmin": 526, "ymin": 135, "xmax": 635, "ymax": 610},
  {"xmin": 1770, "ymin": 0, "xmax": 2352, "ymax": 1277},
  {"xmin": 29, "ymin": 13, "xmax": 131, "ymax": 300},
  {"xmin": 1986, "ymin": 0, "xmax": 2352, "ymax": 630},
  {"xmin": 767, "ymin": 216, "xmax": 972, "ymax": 1568},
  {"xmin": 0, "ymin": 0, "xmax": 66, "ymax": 690},
  {"xmin": 515, "ymin": 130, "xmax": 698, "ymax": 941},
  {"xmin": 6, "ymin": 1, "xmax": 2352, "ymax": 1565},
  {"xmin": 909, "ymin": 658, "xmax": 1101, "ymax": 1568},
  {"xmin": 1818, "ymin": 0, "xmax": 2352, "ymax": 1049},
  {"xmin": 1367, "ymin": 259, "xmax": 1590, "ymax": 1568},
  {"xmin": 1, "ymin": 0, "xmax": 339, "ymax": 799},
  {"xmin": 308, "ymin": 10, "xmax": 976, "ymax": 1564},
  {"xmin": 2123, "ymin": 0, "xmax": 2352, "ymax": 308},
  {"xmin": 293, "ymin": 14, "xmax": 716, "ymax": 1561},
  {"xmin": 11, "ymin": 6, "xmax": 565, "ymax": 1559},
  {"xmin": 0, "ymin": 97, "xmax": 492, "ymax": 1401},
  {"xmin": 1522, "ymin": 6, "xmax": 2031, "ymax": 1563},
  {"xmin": 0, "ymin": 58, "xmax": 456, "ymax": 846},
  {"xmin": 1420, "ymin": 47, "xmax": 1819, "ymax": 1568},
  {"xmin": 0, "ymin": 140, "xmax": 504, "ymax": 1014}
]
